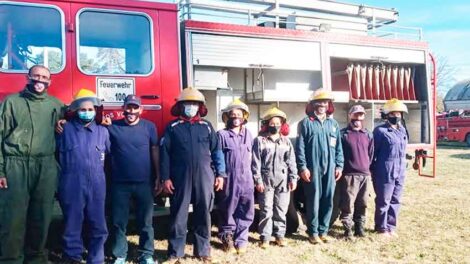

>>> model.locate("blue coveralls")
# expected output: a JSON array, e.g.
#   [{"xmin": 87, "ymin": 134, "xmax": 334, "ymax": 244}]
[
  {"xmin": 217, "ymin": 127, "xmax": 254, "ymax": 248},
  {"xmin": 371, "ymin": 123, "xmax": 407, "ymax": 233},
  {"xmin": 160, "ymin": 119, "xmax": 226, "ymax": 258},
  {"xmin": 57, "ymin": 119, "xmax": 110, "ymax": 264},
  {"xmin": 296, "ymin": 116, "xmax": 344, "ymax": 237}
]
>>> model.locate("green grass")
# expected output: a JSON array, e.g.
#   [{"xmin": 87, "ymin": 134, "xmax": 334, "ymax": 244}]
[{"xmin": 126, "ymin": 146, "xmax": 470, "ymax": 264}]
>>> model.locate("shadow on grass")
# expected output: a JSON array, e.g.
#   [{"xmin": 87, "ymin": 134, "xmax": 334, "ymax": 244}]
[{"xmin": 449, "ymin": 153, "xmax": 470, "ymax": 159}]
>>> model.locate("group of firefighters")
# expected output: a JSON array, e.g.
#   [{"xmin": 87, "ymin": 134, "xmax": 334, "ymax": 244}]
[{"xmin": 0, "ymin": 65, "xmax": 409, "ymax": 264}]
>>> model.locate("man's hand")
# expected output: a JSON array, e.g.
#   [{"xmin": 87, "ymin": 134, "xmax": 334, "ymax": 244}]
[
  {"xmin": 214, "ymin": 177, "xmax": 224, "ymax": 191},
  {"xmin": 55, "ymin": 119, "xmax": 67, "ymax": 134},
  {"xmin": 335, "ymin": 169, "xmax": 343, "ymax": 181},
  {"xmin": 288, "ymin": 181, "xmax": 297, "ymax": 191},
  {"xmin": 0, "ymin": 178, "xmax": 7, "ymax": 189},
  {"xmin": 299, "ymin": 169, "xmax": 311, "ymax": 182},
  {"xmin": 255, "ymin": 183, "xmax": 265, "ymax": 193},
  {"xmin": 154, "ymin": 180, "xmax": 163, "ymax": 196},
  {"xmin": 101, "ymin": 116, "xmax": 112, "ymax": 126},
  {"xmin": 163, "ymin": 179, "xmax": 175, "ymax": 195}
]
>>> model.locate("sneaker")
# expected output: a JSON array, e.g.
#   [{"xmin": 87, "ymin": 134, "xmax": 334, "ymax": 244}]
[
  {"xmin": 139, "ymin": 256, "xmax": 156, "ymax": 264},
  {"xmin": 319, "ymin": 235, "xmax": 333, "ymax": 243},
  {"xmin": 114, "ymin": 257, "xmax": 126, "ymax": 264},
  {"xmin": 308, "ymin": 235, "xmax": 322, "ymax": 245},
  {"xmin": 275, "ymin": 237, "xmax": 287, "ymax": 247},
  {"xmin": 259, "ymin": 240, "xmax": 270, "ymax": 249}
]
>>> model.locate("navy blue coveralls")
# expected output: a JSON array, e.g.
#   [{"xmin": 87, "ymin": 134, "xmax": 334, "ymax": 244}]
[
  {"xmin": 57, "ymin": 119, "xmax": 110, "ymax": 264},
  {"xmin": 160, "ymin": 118, "xmax": 226, "ymax": 258},
  {"xmin": 371, "ymin": 123, "xmax": 408, "ymax": 233}
]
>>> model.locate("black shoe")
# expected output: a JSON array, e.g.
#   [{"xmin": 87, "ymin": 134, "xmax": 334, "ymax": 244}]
[
  {"xmin": 344, "ymin": 227, "xmax": 354, "ymax": 240},
  {"xmin": 354, "ymin": 224, "xmax": 366, "ymax": 237}
]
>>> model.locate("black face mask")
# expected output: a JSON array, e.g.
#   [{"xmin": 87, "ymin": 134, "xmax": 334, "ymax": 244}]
[
  {"xmin": 227, "ymin": 117, "xmax": 243, "ymax": 129},
  {"xmin": 268, "ymin": 125, "xmax": 281, "ymax": 135},
  {"xmin": 27, "ymin": 79, "xmax": 49, "ymax": 94},
  {"xmin": 388, "ymin": 116, "xmax": 401, "ymax": 125},
  {"xmin": 351, "ymin": 119, "xmax": 362, "ymax": 128}
]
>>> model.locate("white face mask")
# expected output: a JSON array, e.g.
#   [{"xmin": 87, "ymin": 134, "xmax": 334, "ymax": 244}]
[{"xmin": 184, "ymin": 104, "xmax": 199, "ymax": 118}]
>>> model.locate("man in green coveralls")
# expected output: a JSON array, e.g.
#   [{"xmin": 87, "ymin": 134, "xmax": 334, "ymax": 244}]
[{"xmin": 0, "ymin": 65, "xmax": 64, "ymax": 264}]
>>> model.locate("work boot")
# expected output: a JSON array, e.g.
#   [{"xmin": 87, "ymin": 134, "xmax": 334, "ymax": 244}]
[
  {"xmin": 344, "ymin": 225, "xmax": 354, "ymax": 240},
  {"xmin": 221, "ymin": 233, "xmax": 236, "ymax": 253},
  {"xmin": 354, "ymin": 223, "xmax": 366, "ymax": 237},
  {"xmin": 308, "ymin": 235, "xmax": 322, "ymax": 245},
  {"xmin": 275, "ymin": 237, "xmax": 287, "ymax": 247},
  {"xmin": 319, "ymin": 235, "xmax": 334, "ymax": 243},
  {"xmin": 259, "ymin": 240, "xmax": 270, "ymax": 249},
  {"xmin": 236, "ymin": 246, "xmax": 247, "ymax": 255}
]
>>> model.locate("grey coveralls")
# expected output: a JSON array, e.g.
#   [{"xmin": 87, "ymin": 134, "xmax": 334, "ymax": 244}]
[{"xmin": 252, "ymin": 135, "xmax": 297, "ymax": 241}]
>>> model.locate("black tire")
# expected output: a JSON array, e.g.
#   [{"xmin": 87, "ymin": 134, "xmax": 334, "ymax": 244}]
[{"xmin": 466, "ymin": 134, "xmax": 470, "ymax": 147}]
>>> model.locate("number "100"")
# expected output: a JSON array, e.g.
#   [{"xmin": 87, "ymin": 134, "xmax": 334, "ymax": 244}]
[{"xmin": 115, "ymin": 93, "xmax": 127, "ymax": 101}]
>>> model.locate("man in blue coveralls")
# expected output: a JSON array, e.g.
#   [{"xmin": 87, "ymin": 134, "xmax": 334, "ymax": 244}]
[
  {"xmin": 106, "ymin": 95, "xmax": 160, "ymax": 264},
  {"xmin": 296, "ymin": 89, "xmax": 344, "ymax": 244},
  {"xmin": 57, "ymin": 89, "xmax": 110, "ymax": 264},
  {"xmin": 160, "ymin": 87, "xmax": 225, "ymax": 263}
]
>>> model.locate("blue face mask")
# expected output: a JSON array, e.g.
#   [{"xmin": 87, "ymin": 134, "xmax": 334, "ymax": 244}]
[
  {"xmin": 183, "ymin": 104, "xmax": 199, "ymax": 118},
  {"xmin": 78, "ymin": 110, "xmax": 96, "ymax": 123}
]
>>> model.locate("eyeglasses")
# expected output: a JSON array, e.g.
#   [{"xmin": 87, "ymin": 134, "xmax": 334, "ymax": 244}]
[{"xmin": 29, "ymin": 74, "xmax": 50, "ymax": 81}]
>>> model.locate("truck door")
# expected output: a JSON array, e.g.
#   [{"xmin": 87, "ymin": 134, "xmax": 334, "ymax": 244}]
[
  {"xmin": 70, "ymin": 3, "xmax": 162, "ymax": 125},
  {"xmin": 0, "ymin": 1, "xmax": 72, "ymax": 102}
]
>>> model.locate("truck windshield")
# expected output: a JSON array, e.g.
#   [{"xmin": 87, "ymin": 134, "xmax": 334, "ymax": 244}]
[
  {"xmin": 0, "ymin": 3, "xmax": 64, "ymax": 73},
  {"xmin": 78, "ymin": 10, "xmax": 153, "ymax": 76}
]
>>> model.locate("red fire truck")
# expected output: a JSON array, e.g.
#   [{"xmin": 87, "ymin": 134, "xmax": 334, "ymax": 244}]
[
  {"xmin": 0, "ymin": 0, "xmax": 437, "ymax": 177},
  {"xmin": 437, "ymin": 111, "xmax": 470, "ymax": 146}
]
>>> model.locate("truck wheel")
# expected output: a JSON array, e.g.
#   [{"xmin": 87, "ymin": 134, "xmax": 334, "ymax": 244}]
[{"xmin": 466, "ymin": 134, "xmax": 470, "ymax": 147}]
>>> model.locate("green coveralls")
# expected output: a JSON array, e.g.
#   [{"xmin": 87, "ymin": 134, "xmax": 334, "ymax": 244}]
[
  {"xmin": 0, "ymin": 89, "xmax": 63, "ymax": 264},
  {"xmin": 296, "ymin": 115, "xmax": 344, "ymax": 236}
]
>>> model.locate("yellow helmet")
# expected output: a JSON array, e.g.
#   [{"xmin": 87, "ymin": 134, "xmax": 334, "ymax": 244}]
[
  {"xmin": 383, "ymin": 98, "xmax": 408, "ymax": 114},
  {"xmin": 309, "ymin": 88, "xmax": 334, "ymax": 102},
  {"xmin": 262, "ymin": 106, "xmax": 287, "ymax": 121},
  {"xmin": 70, "ymin": 88, "xmax": 101, "ymax": 111},
  {"xmin": 177, "ymin": 87, "xmax": 205, "ymax": 103},
  {"xmin": 221, "ymin": 98, "xmax": 250, "ymax": 122}
]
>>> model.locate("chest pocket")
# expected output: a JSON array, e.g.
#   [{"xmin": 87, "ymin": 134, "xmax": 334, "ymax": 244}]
[
  {"xmin": 329, "ymin": 132, "xmax": 337, "ymax": 148},
  {"xmin": 95, "ymin": 145, "xmax": 106, "ymax": 162}
]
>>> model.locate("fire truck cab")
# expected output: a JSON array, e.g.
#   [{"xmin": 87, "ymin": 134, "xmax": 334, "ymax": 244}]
[
  {"xmin": 0, "ymin": 0, "xmax": 437, "ymax": 176},
  {"xmin": 0, "ymin": 0, "xmax": 181, "ymax": 135}
]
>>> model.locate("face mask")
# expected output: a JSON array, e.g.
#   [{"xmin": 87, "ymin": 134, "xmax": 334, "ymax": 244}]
[
  {"xmin": 351, "ymin": 119, "xmax": 362, "ymax": 128},
  {"xmin": 27, "ymin": 79, "xmax": 49, "ymax": 94},
  {"xmin": 78, "ymin": 111, "xmax": 96, "ymax": 123},
  {"xmin": 268, "ymin": 125, "xmax": 281, "ymax": 135},
  {"xmin": 183, "ymin": 104, "xmax": 199, "ymax": 118},
  {"xmin": 228, "ymin": 117, "xmax": 243, "ymax": 128},
  {"xmin": 387, "ymin": 116, "xmax": 401, "ymax": 125}
]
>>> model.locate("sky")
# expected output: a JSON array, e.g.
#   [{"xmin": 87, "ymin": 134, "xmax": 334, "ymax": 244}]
[{"xmin": 346, "ymin": 0, "xmax": 470, "ymax": 91}]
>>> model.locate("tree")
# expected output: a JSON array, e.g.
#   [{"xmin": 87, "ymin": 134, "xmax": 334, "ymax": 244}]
[{"xmin": 435, "ymin": 55, "xmax": 458, "ymax": 96}]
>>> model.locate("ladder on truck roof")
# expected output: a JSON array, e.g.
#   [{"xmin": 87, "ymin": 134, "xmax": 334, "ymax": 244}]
[{"xmin": 178, "ymin": 0, "xmax": 423, "ymax": 40}]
